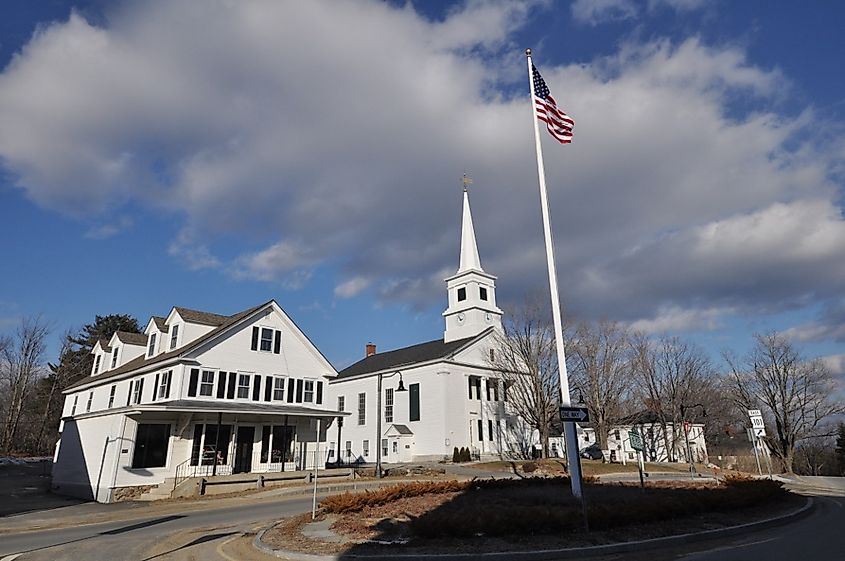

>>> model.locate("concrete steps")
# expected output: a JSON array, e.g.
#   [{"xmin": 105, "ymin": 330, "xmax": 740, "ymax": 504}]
[{"xmin": 136, "ymin": 478, "xmax": 176, "ymax": 501}]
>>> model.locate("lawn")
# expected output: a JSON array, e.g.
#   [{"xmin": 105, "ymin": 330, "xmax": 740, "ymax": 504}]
[{"xmin": 469, "ymin": 458, "xmax": 705, "ymax": 476}]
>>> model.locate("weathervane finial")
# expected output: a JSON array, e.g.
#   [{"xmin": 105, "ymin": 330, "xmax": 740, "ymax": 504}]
[{"xmin": 462, "ymin": 172, "xmax": 473, "ymax": 192}]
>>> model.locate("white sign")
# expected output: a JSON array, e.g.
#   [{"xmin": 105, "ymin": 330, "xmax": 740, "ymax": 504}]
[
  {"xmin": 747, "ymin": 409, "xmax": 762, "ymax": 417},
  {"xmin": 754, "ymin": 427, "xmax": 766, "ymax": 437},
  {"xmin": 750, "ymin": 416, "xmax": 765, "ymax": 429}
]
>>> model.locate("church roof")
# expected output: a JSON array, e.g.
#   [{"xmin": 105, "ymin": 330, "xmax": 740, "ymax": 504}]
[{"xmin": 336, "ymin": 335, "xmax": 479, "ymax": 380}]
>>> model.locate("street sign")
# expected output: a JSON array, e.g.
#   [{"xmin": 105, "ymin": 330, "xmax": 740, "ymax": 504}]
[
  {"xmin": 754, "ymin": 427, "xmax": 766, "ymax": 437},
  {"xmin": 750, "ymin": 416, "xmax": 765, "ymax": 428},
  {"xmin": 747, "ymin": 409, "xmax": 762, "ymax": 417},
  {"xmin": 628, "ymin": 430, "xmax": 643, "ymax": 451},
  {"xmin": 559, "ymin": 406, "xmax": 589, "ymax": 422}
]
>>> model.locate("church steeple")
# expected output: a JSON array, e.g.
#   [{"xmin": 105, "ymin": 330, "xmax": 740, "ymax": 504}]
[
  {"xmin": 443, "ymin": 183, "xmax": 503, "ymax": 343},
  {"xmin": 458, "ymin": 188, "xmax": 483, "ymax": 273}
]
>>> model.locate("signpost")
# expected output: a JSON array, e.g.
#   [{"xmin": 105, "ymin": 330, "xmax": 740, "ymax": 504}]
[
  {"xmin": 746, "ymin": 409, "xmax": 771, "ymax": 478},
  {"xmin": 628, "ymin": 430, "xmax": 645, "ymax": 489}
]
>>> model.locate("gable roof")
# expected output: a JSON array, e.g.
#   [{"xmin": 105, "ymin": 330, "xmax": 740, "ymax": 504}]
[
  {"xmin": 115, "ymin": 331, "xmax": 148, "ymax": 346},
  {"xmin": 152, "ymin": 316, "xmax": 169, "ymax": 333},
  {"xmin": 336, "ymin": 334, "xmax": 481, "ymax": 380},
  {"xmin": 93, "ymin": 338, "xmax": 112, "ymax": 353},
  {"xmin": 173, "ymin": 306, "xmax": 229, "ymax": 326},
  {"xmin": 67, "ymin": 302, "xmax": 269, "ymax": 391}
]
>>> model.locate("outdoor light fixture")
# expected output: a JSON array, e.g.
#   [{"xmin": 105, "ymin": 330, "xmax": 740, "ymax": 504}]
[{"xmin": 376, "ymin": 371, "xmax": 407, "ymax": 479}]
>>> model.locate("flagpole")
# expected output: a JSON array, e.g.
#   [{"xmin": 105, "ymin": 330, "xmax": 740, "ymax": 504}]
[{"xmin": 525, "ymin": 48, "xmax": 584, "ymax": 501}]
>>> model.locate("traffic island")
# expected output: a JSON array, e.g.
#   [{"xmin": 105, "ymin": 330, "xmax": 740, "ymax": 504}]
[{"xmin": 256, "ymin": 475, "xmax": 809, "ymax": 559}]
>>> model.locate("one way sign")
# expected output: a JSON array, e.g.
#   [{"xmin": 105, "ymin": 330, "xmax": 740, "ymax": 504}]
[{"xmin": 559, "ymin": 406, "xmax": 589, "ymax": 422}]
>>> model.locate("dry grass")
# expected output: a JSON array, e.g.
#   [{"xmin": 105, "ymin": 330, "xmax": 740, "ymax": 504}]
[{"xmin": 470, "ymin": 458, "xmax": 713, "ymax": 476}]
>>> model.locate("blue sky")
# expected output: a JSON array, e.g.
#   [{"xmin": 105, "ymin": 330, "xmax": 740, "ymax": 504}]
[{"xmin": 0, "ymin": 0, "xmax": 843, "ymax": 377}]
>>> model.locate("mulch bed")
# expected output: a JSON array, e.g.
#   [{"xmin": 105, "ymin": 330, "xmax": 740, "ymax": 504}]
[{"xmin": 262, "ymin": 478, "xmax": 806, "ymax": 556}]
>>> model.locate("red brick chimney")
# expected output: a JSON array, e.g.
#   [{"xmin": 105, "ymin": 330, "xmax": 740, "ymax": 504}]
[{"xmin": 366, "ymin": 342, "xmax": 376, "ymax": 357}]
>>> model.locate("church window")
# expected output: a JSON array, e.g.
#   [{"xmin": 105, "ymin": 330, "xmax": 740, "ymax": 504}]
[
  {"xmin": 358, "ymin": 393, "xmax": 366, "ymax": 425},
  {"xmin": 409, "ymin": 383, "xmax": 420, "ymax": 422},
  {"xmin": 457, "ymin": 287, "xmax": 467, "ymax": 302},
  {"xmin": 384, "ymin": 388, "xmax": 394, "ymax": 423},
  {"xmin": 479, "ymin": 287, "xmax": 488, "ymax": 301}
]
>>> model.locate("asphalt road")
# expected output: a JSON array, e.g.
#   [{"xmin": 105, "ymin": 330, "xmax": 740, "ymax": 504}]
[{"xmin": 2, "ymin": 476, "xmax": 843, "ymax": 561}]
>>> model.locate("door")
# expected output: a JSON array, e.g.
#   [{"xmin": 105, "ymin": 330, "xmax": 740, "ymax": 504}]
[{"xmin": 234, "ymin": 426, "xmax": 255, "ymax": 474}]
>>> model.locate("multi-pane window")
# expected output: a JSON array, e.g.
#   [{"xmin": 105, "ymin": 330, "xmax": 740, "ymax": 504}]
[
  {"xmin": 111, "ymin": 347, "xmax": 119, "ymax": 369},
  {"xmin": 273, "ymin": 377, "xmax": 285, "ymax": 400},
  {"xmin": 303, "ymin": 380, "xmax": 315, "ymax": 403},
  {"xmin": 337, "ymin": 395, "xmax": 345, "ymax": 412},
  {"xmin": 345, "ymin": 440, "xmax": 352, "ymax": 459},
  {"xmin": 199, "ymin": 370, "xmax": 215, "ymax": 396},
  {"xmin": 237, "ymin": 374, "xmax": 250, "ymax": 398},
  {"xmin": 71, "ymin": 395, "xmax": 78, "ymax": 415},
  {"xmin": 384, "ymin": 388, "xmax": 394, "ymax": 423},
  {"xmin": 132, "ymin": 379, "xmax": 143, "ymax": 404},
  {"xmin": 147, "ymin": 333, "xmax": 157, "ymax": 356},
  {"xmin": 381, "ymin": 438, "xmax": 388, "ymax": 457},
  {"xmin": 260, "ymin": 328, "xmax": 274, "ymax": 352},
  {"xmin": 158, "ymin": 371, "xmax": 172, "ymax": 399},
  {"xmin": 479, "ymin": 286, "xmax": 488, "ymax": 300},
  {"xmin": 93, "ymin": 355, "xmax": 101, "ymax": 375},
  {"xmin": 108, "ymin": 385, "xmax": 116, "ymax": 408},
  {"xmin": 358, "ymin": 392, "xmax": 366, "ymax": 425},
  {"xmin": 363, "ymin": 439, "xmax": 369, "ymax": 457},
  {"xmin": 86, "ymin": 392, "xmax": 93, "ymax": 412},
  {"xmin": 170, "ymin": 325, "xmax": 179, "ymax": 350}
]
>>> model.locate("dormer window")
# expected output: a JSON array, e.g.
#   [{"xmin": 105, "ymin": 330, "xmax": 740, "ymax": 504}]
[
  {"xmin": 148, "ymin": 333, "xmax": 157, "ymax": 356},
  {"xmin": 479, "ymin": 287, "xmax": 488, "ymax": 301},
  {"xmin": 457, "ymin": 287, "xmax": 467, "ymax": 302},
  {"xmin": 93, "ymin": 355, "xmax": 101, "ymax": 375},
  {"xmin": 111, "ymin": 347, "xmax": 119, "ymax": 369},
  {"xmin": 170, "ymin": 325, "xmax": 179, "ymax": 350}
]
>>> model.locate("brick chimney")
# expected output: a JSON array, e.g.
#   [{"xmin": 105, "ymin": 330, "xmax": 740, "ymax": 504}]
[{"xmin": 366, "ymin": 342, "xmax": 376, "ymax": 357}]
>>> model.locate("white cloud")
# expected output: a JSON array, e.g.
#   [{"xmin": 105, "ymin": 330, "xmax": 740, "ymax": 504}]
[
  {"xmin": 334, "ymin": 276, "xmax": 371, "ymax": 299},
  {"xmin": 629, "ymin": 305, "xmax": 732, "ymax": 334},
  {"xmin": 0, "ymin": 1, "xmax": 843, "ymax": 334},
  {"xmin": 83, "ymin": 216, "xmax": 133, "ymax": 239},
  {"xmin": 821, "ymin": 354, "xmax": 845, "ymax": 377},
  {"xmin": 571, "ymin": 0, "xmax": 638, "ymax": 25}
]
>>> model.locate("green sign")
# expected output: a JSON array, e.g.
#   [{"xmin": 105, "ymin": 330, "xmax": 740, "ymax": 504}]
[{"xmin": 628, "ymin": 430, "xmax": 643, "ymax": 451}]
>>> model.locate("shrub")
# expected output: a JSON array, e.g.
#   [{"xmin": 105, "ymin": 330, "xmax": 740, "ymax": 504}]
[
  {"xmin": 320, "ymin": 480, "xmax": 469, "ymax": 513},
  {"xmin": 522, "ymin": 462, "xmax": 538, "ymax": 473},
  {"xmin": 461, "ymin": 447, "xmax": 471, "ymax": 462},
  {"xmin": 452, "ymin": 447, "xmax": 460, "ymax": 463}
]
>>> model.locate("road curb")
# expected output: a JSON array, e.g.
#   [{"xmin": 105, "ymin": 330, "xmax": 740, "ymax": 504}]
[{"xmin": 253, "ymin": 496, "xmax": 815, "ymax": 561}]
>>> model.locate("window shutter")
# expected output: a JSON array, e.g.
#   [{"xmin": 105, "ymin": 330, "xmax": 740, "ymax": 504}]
[
  {"xmin": 316, "ymin": 381, "xmax": 323, "ymax": 404},
  {"xmin": 126, "ymin": 381, "xmax": 132, "ymax": 406},
  {"xmin": 252, "ymin": 376, "xmax": 261, "ymax": 401},
  {"xmin": 251, "ymin": 326, "xmax": 259, "ymax": 351},
  {"xmin": 164, "ymin": 371, "xmax": 172, "ymax": 399},
  {"xmin": 274, "ymin": 330, "xmax": 281, "ymax": 354},
  {"xmin": 188, "ymin": 369, "xmax": 199, "ymax": 397},
  {"xmin": 296, "ymin": 379, "xmax": 303, "ymax": 403},
  {"xmin": 227, "ymin": 374, "xmax": 236, "ymax": 399},
  {"xmin": 264, "ymin": 375, "xmax": 272, "ymax": 401},
  {"xmin": 153, "ymin": 373, "xmax": 160, "ymax": 401},
  {"xmin": 216, "ymin": 371, "xmax": 226, "ymax": 398},
  {"xmin": 286, "ymin": 379, "xmax": 294, "ymax": 403},
  {"xmin": 138, "ymin": 378, "xmax": 145, "ymax": 403}
]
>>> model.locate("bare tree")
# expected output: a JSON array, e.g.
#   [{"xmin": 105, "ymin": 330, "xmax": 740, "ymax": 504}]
[
  {"xmin": 1, "ymin": 316, "xmax": 51, "ymax": 453},
  {"xmin": 726, "ymin": 332, "xmax": 844, "ymax": 473},
  {"xmin": 631, "ymin": 333, "xmax": 714, "ymax": 462},
  {"xmin": 488, "ymin": 301, "xmax": 559, "ymax": 459},
  {"xmin": 567, "ymin": 320, "xmax": 632, "ymax": 450}
]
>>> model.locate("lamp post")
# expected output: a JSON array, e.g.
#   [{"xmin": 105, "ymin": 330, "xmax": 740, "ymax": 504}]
[
  {"xmin": 376, "ymin": 371, "xmax": 407, "ymax": 479},
  {"xmin": 680, "ymin": 403, "xmax": 706, "ymax": 477}
]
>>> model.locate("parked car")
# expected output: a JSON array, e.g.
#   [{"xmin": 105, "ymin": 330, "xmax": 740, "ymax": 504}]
[{"xmin": 580, "ymin": 444, "xmax": 603, "ymax": 460}]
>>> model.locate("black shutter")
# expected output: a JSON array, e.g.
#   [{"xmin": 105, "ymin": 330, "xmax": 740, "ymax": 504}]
[
  {"xmin": 274, "ymin": 330, "xmax": 281, "ymax": 354},
  {"xmin": 286, "ymin": 379, "xmax": 294, "ymax": 403},
  {"xmin": 216, "ymin": 371, "xmax": 226, "ymax": 398},
  {"xmin": 251, "ymin": 326, "xmax": 259, "ymax": 351},
  {"xmin": 188, "ymin": 369, "xmax": 199, "ymax": 397},
  {"xmin": 252, "ymin": 375, "xmax": 261, "ymax": 401},
  {"xmin": 227, "ymin": 373, "xmax": 236, "ymax": 399},
  {"xmin": 138, "ymin": 378, "xmax": 144, "ymax": 403},
  {"xmin": 126, "ymin": 381, "xmax": 132, "ymax": 406},
  {"xmin": 153, "ymin": 373, "xmax": 160, "ymax": 401},
  {"xmin": 316, "ymin": 381, "xmax": 323, "ymax": 405},
  {"xmin": 296, "ymin": 379, "xmax": 303, "ymax": 403},
  {"xmin": 264, "ymin": 375, "xmax": 272, "ymax": 401}
]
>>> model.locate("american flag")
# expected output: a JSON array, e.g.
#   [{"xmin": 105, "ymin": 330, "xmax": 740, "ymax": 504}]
[{"xmin": 532, "ymin": 64, "xmax": 574, "ymax": 144}]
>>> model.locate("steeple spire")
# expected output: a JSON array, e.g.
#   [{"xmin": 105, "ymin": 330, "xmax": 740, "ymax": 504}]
[{"xmin": 458, "ymin": 181, "xmax": 483, "ymax": 273}]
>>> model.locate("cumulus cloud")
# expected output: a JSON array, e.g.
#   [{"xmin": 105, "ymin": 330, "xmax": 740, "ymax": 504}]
[
  {"xmin": 572, "ymin": 0, "xmax": 708, "ymax": 25},
  {"xmin": 84, "ymin": 215, "xmax": 133, "ymax": 239},
  {"xmin": 0, "ymin": 0, "xmax": 843, "ymax": 338},
  {"xmin": 629, "ymin": 305, "xmax": 733, "ymax": 334}
]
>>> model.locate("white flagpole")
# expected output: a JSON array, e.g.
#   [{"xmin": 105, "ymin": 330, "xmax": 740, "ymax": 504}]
[{"xmin": 525, "ymin": 48, "xmax": 584, "ymax": 501}]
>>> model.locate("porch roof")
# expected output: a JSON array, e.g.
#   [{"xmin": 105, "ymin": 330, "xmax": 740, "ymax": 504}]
[{"xmin": 132, "ymin": 399, "xmax": 348, "ymax": 418}]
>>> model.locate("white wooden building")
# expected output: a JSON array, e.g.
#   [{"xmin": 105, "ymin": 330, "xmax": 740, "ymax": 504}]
[{"xmin": 52, "ymin": 301, "xmax": 344, "ymax": 502}]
